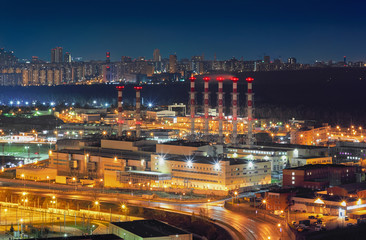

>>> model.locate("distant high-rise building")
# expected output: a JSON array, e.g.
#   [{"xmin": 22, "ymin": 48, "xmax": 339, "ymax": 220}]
[
  {"xmin": 64, "ymin": 52, "xmax": 72, "ymax": 63},
  {"xmin": 191, "ymin": 56, "xmax": 204, "ymax": 74},
  {"xmin": 263, "ymin": 55, "xmax": 270, "ymax": 64},
  {"xmin": 0, "ymin": 48, "xmax": 17, "ymax": 66},
  {"xmin": 121, "ymin": 56, "xmax": 132, "ymax": 63},
  {"xmin": 51, "ymin": 47, "xmax": 63, "ymax": 63},
  {"xmin": 169, "ymin": 54, "xmax": 177, "ymax": 73},
  {"xmin": 153, "ymin": 49, "xmax": 161, "ymax": 62},
  {"xmin": 287, "ymin": 57, "xmax": 297, "ymax": 64}
]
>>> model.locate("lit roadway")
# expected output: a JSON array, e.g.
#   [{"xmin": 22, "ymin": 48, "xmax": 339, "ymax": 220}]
[{"xmin": 0, "ymin": 179, "xmax": 286, "ymax": 240}]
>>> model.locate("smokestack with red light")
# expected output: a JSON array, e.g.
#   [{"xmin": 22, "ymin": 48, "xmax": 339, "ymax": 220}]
[
  {"xmin": 189, "ymin": 76, "xmax": 196, "ymax": 139},
  {"xmin": 246, "ymin": 77, "xmax": 254, "ymax": 146},
  {"xmin": 106, "ymin": 52, "xmax": 110, "ymax": 63},
  {"xmin": 217, "ymin": 77, "xmax": 225, "ymax": 144},
  {"xmin": 134, "ymin": 86, "xmax": 142, "ymax": 138},
  {"xmin": 231, "ymin": 77, "xmax": 239, "ymax": 145},
  {"xmin": 116, "ymin": 86, "xmax": 124, "ymax": 137},
  {"xmin": 203, "ymin": 77, "xmax": 210, "ymax": 139}
]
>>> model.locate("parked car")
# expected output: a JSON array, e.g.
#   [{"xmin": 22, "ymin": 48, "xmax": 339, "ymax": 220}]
[
  {"xmin": 297, "ymin": 227, "xmax": 304, "ymax": 232},
  {"xmin": 345, "ymin": 216, "xmax": 349, "ymax": 221},
  {"xmin": 299, "ymin": 220, "xmax": 311, "ymax": 226},
  {"xmin": 308, "ymin": 215, "xmax": 316, "ymax": 219},
  {"xmin": 317, "ymin": 219, "xmax": 323, "ymax": 224}
]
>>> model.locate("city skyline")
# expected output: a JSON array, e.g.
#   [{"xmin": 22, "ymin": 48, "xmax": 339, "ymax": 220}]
[{"xmin": 0, "ymin": 0, "xmax": 365, "ymax": 63}]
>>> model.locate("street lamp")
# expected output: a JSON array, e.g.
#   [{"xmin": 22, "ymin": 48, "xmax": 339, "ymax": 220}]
[
  {"xmin": 206, "ymin": 199, "xmax": 211, "ymax": 217},
  {"xmin": 94, "ymin": 201, "xmax": 100, "ymax": 219},
  {"xmin": 100, "ymin": 179, "xmax": 104, "ymax": 193},
  {"xmin": 121, "ymin": 204, "xmax": 128, "ymax": 221},
  {"xmin": 4, "ymin": 209, "xmax": 7, "ymax": 230},
  {"xmin": 47, "ymin": 176, "xmax": 50, "ymax": 189}
]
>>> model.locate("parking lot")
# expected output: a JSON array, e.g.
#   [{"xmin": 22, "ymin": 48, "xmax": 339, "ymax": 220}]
[{"xmin": 290, "ymin": 211, "xmax": 358, "ymax": 233}]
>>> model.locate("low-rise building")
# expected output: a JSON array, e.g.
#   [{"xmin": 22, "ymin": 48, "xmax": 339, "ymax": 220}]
[
  {"xmin": 264, "ymin": 188, "xmax": 297, "ymax": 213},
  {"xmin": 151, "ymin": 153, "xmax": 271, "ymax": 191},
  {"xmin": 327, "ymin": 182, "xmax": 366, "ymax": 198},
  {"xmin": 290, "ymin": 193, "xmax": 358, "ymax": 217},
  {"xmin": 331, "ymin": 142, "xmax": 366, "ymax": 164},
  {"xmin": 16, "ymin": 167, "xmax": 57, "ymax": 181},
  {"xmin": 290, "ymin": 156, "xmax": 332, "ymax": 167},
  {"xmin": 283, "ymin": 164, "xmax": 357, "ymax": 190}
]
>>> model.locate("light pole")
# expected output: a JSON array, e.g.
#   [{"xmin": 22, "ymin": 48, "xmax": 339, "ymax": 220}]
[
  {"xmin": 94, "ymin": 201, "xmax": 100, "ymax": 219},
  {"xmin": 121, "ymin": 204, "xmax": 127, "ymax": 221},
  {"xmin": 47, "ymin": 175, "xmax": 50, "ymax": 190},
  {"xmin": 277, "ymin": 223, "xmax": 283, "ymax": 238},
  {"xmin": 72, "ymin": 177, "xmax": 77, "ymax": 191},
  {"xmin": 21, "ymin": 173, "xmax": 25, "ymax": 189},
  {"xmin": 232, "ymin": 191, "xmax": 238, "ymax": 204},
  {"xmin": 100, "ymin": 178, "xmax": 104, "ymax": 193},
  {"xmin": 262, "ymin": 199, "xmax": 267, "ymax": 219}
]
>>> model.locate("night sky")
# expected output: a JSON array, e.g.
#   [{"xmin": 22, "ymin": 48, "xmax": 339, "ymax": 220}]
[{"xmin": 0, "ymin": 0, "xmax": 365, "ymax": 63}]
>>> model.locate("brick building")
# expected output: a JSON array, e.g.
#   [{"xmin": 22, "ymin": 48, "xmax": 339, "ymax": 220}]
[{"xmin": 283, "ymin": 164, "xmax": 357, "ymax": 190}]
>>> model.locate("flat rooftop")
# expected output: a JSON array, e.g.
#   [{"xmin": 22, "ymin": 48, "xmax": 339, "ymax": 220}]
[
  {"xmin": 160, "ymin": 153, "xmax": 268, "ymax": 165},
  {"xmin": 32, "ymin": 234, "xmax": 122, "ymax": 240},
  {"xmin": 285, "ymin": 164, "xmax": 352, "ymax": 170},
  {"xmin": 128, "ymin": 170, "xmax": 170, "ymax": 176},
  {"xmin": 255, "ymin": 142, "xmax": 329, "ymax": 150},
  {"xmin": 158, "ymin": 140, "xmax": 210, "ymax": 147},
  {"xmin": 56, "ymin": 147, "xmax": 152, "ymax": 160},
  {"xmin": 294, "ymin": 192, "xmax": 357, "ymax": 202},
  {"xmin": 111, "ymin": 220, "xmax": 189, "ymax": 238}
]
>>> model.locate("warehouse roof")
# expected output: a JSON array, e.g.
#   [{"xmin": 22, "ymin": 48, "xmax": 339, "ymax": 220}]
[{"xmin": 111, "ymin": 220, "xmax": 189, "ymax": 238}]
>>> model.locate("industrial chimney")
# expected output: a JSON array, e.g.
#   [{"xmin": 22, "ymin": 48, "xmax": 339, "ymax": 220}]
[
  {"xmin": 246, "ymin": 77, "xmax": 254, "ymax": 147},
  {"xmin": 116, "ymin": 86, "xmax": 124, "ymax": 137},
  {"xmin": 217, "ymin": 77, "xmax": 224, "ymax": 144},
  {"xmin": 134, "ymin": 86, "xmax": 142, "ymax": 138},
  {"xmin": 189, "ymin": 76, "xmax": 196, "ymax": 140},
  {"xmin": 203, "ymin": 77, "xmax": 210, "ymax": 140},
  {"xmin": 231, "ymin": 77, "xmax": 239, "ymax": 145}
]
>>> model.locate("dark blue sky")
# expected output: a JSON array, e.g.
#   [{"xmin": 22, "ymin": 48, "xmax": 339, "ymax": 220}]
[{"xmin": 0, "ymin": 0, "xmax": 364, "ymax": 63}]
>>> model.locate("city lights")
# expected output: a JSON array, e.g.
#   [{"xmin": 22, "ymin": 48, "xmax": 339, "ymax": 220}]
[
  {"xmin": 214, "ymin": 162, "xmax": 220, "ymax": 171},
  {"xmin": 0, "ymin": 3, "xmax": 364, "ymax": 239}
]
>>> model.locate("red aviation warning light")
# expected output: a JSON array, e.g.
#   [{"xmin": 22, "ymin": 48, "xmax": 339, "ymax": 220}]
[
  {"xmin": 189, "ymin": 76, "xmax": 196, "ymax": 81},
  {"xmin": 231, "ymin": 77, "xmax": 239, "ymax": 82},
  {"xmin": 246, "ymin": 77, "xmax": 254, "ymax": 83},
  {"xmin": 116, "ymin": 86, "xmax": 124, "ymax": 90},
  {"xmin": 203, "ymin": 77, "xmax": 210, "ymax": 81},
  {"xmin": 134, "ymin": 86, "xmax": 143, "ymax": 90},
  {"xmin": 216, "ymin": 77, "xmax": 225, "ymax": 81}
]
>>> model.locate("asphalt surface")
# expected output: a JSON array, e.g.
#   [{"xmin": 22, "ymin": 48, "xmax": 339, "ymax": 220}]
[{"xmin": 0, "ymin": 178, "xmax": 286, "ymax": 240}]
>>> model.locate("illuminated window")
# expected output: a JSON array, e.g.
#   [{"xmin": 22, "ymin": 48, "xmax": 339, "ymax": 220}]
[{"xmin": 292, "ymin": 181, "xmax": 295, "ymax": 184}]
